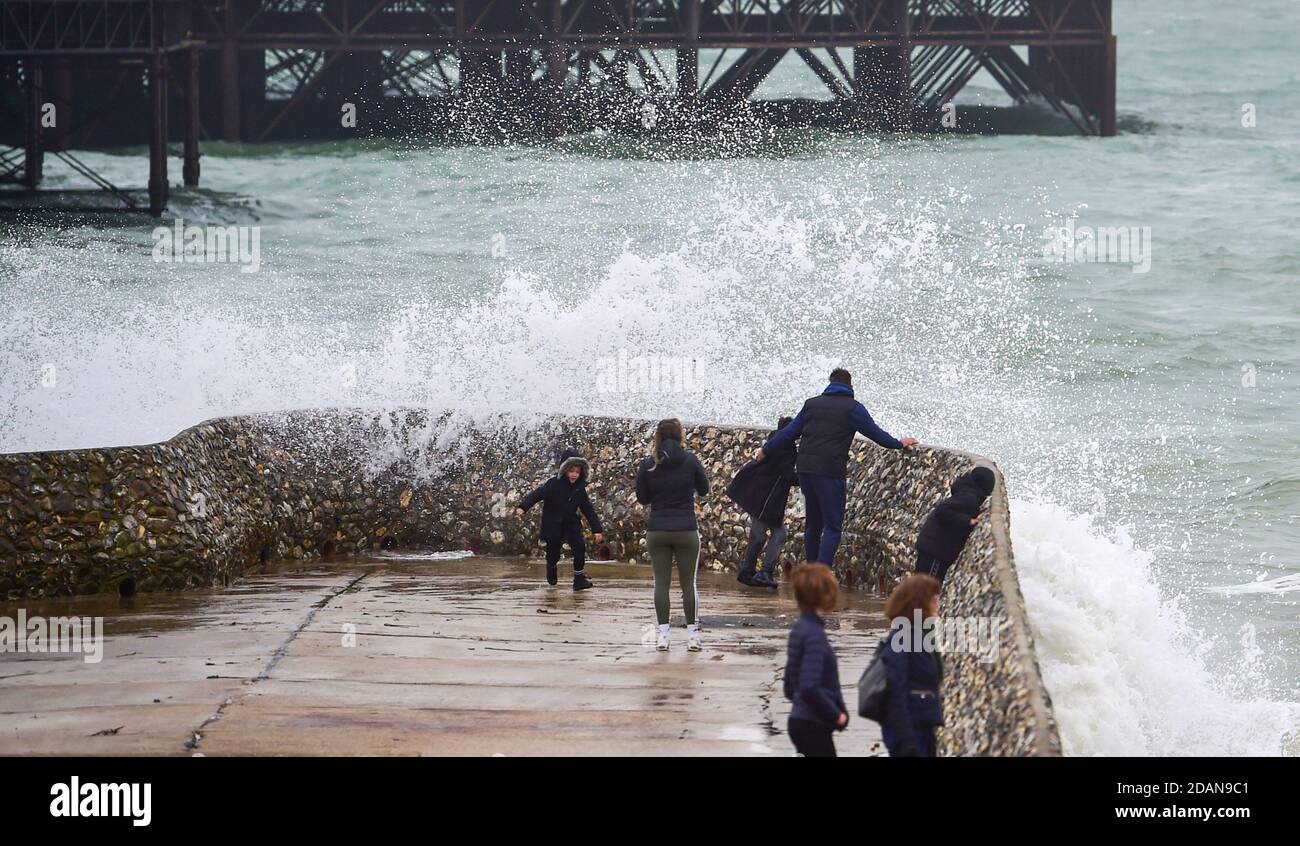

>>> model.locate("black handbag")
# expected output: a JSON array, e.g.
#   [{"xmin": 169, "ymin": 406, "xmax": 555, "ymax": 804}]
[{"xmin": 857, "ymin": 638, "xmax": 889, "ymax": 721}]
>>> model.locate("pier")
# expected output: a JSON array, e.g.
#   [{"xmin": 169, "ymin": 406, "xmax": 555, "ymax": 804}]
[{"xmin": 0, "ymin": 1, "xmax": 1116, "ymax": 216}]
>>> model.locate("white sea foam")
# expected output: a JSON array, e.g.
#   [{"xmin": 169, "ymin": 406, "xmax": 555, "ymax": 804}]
[
  {"xmin": 1212, "ymin": 574, "xmax": 1300, "ymax": 596},
  {"xmin": 372, "ymin": 550, "xmax": 475, "ymax": 562},
  {"xmin": 1013, "ymin": 499, "xmax": 1299, "ymax": 756}
]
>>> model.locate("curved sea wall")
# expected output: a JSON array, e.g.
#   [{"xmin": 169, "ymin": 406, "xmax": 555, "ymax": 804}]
[{"xmin": 0, "ymin": 408, "xmax": 1059, "ymax": 756}]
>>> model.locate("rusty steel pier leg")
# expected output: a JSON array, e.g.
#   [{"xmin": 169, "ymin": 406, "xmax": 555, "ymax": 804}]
[
  {"xmin": 852, "ymin": 44, "xmax": 890, "ymax": 125},
  {"xmin": 1100, "ymin": 33, "xmax": 1117, "ymax": 137},
  {"xmin": 894, "ymin": 0, "xmax": 913, "ymax": 131},
  {"xmin": 23, "ymin": 58, "xmax": 44, "ymax": 189},
  {"xmin": 50, "ymin": 59, "xmax": 73, "ymax": 152},
  {"xmin": 184, "ymin": 48, "xmax": 201, "ymax": 186},
  {"xmin": 852, "ymin": 1, "xmax": 908, "ymax": 130},
  {"xmin": 677, "ymin": 0, "xmax": 699, "ymax": 111},
  {"xmin": 220, "ymin": 41, "xmax": 240, "ymax": 142},
  {"xmin": 220, "ymin": 0, "xmax": 241, "ymax": 142},
  {"xmin": 148, "ymin": 51, "xmax": 169, "ymax": 217},
  {"xmin": 545, "ymin": 0, "xmax": 568, "ymax": 137},
  {"xmin": 676, "ymin": 49, "xmax": 698, "ymax": 106}
]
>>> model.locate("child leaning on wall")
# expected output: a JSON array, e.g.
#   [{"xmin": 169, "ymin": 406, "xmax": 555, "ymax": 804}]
[
  {"xmin": 515, "ymin": 448, "xmax": 604, "ymax": 591},
  {"xmin": 913, "ymin": 466, "xmax": 995, "ymax": 583}
]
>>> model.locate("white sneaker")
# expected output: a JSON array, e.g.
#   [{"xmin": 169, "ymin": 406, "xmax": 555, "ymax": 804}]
[
  {"xmin": 656, "ymin": 624, "xmax": 670, "ymax": 652},
  {"xmin": 687, "ymin": 625, "xmax": 702, "ymax": 652}
]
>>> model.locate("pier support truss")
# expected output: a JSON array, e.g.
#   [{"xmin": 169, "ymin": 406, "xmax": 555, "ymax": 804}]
[
  {"xmin": 0, "ymin": 0, "xmax": 195, "ymax": 215},
  {"xmin": 175, "ymin": 0, "xmax": 1114, "ymax": 139},
  {"xmin": 1, "ymin": 1, "xmax": 1116, "ymax": 210}
]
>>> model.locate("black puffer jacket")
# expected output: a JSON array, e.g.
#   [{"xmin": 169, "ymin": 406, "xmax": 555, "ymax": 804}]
[
  {"xmin": 915, "ymin": 467, "xmax": 995, "ymax": 575},
  {"xmin": 516, "ymin": 450, "xmax": 603, "ymax": 543},
  {"xmin": 725, "ymin": 430, "xmax": 798, "ymax": 526},
  {"xmin": 635, "ymin": 438, "xmax": 709, "ymax": 532}
]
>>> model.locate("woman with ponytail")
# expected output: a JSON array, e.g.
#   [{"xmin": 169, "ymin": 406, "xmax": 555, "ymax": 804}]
[{"xmin": 635, "ymin": 419, "xmax": 710, "ymax": 652}]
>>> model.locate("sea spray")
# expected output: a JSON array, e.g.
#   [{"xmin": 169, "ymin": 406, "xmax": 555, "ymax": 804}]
[{"xmin": 1012, "ymin": 499, "xmax": 1299, "ymax": 756}]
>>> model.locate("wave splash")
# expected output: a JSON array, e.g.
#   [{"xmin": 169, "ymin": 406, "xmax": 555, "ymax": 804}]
[{"xmin": 1013, "ymin": 499, "xmax": 1298, "ymax": 756}]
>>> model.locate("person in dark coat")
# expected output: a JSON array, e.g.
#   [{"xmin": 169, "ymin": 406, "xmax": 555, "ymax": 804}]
[
  {"xmin": 783, "ymin": 564, "xmax": 849, "ymax": 757},
  {"xmin": 880, "ymin": 574, "xmax": 944, "ymax": 757},
  {"xmin": 635, "ymin": 419, "xmax": 710, "ymax": 652},
  {"xmin": 726, "ymin": 415, "xmax": 797, "ymax": 588},
  {"xmin": 516, "ymin": 448, "xmax": 604, "ymax": 591},
  {"xmin": 757, "ymin": 369, "xmax": 918, "ymax": 566},
  {"xmin": 914, "ymin": 466, "xmax": 995, "ymax": 582}
]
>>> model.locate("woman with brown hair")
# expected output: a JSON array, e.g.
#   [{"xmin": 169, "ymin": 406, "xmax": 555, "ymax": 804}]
[
  {"xmin": 783, "ymin": 564, "xmax": 849, "ymax": 756},
  {"xmin": 635, "ymin": 418, "xmax": 709, "ymax": 652},
  {"xmin": 880, "ymin": 574, "xmax": 944, "ymax": 757}
]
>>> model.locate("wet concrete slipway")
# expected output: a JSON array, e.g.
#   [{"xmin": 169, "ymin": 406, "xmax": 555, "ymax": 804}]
[{"xmin": 0, "ymin": 555, "xmax": 888, "ymax": 756}]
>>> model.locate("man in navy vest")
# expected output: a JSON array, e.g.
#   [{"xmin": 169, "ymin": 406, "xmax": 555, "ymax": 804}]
[{"xmin": 756, "ymin": 369, "xmax": 917, "ymax": 566}]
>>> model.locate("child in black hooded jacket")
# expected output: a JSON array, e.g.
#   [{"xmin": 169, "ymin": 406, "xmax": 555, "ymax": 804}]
[
  {"xmin": 516, "ymin": 448, "xmax": 604, "ymax": 591},
  {"xmin": 913, "ymin": 466, "xmax": 995, "ymax": 582}
]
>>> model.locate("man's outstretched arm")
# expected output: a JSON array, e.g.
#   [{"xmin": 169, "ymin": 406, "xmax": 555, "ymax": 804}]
[{"xmin": 850, "ymin": 403, "xmax": 916, "ymax": 449}]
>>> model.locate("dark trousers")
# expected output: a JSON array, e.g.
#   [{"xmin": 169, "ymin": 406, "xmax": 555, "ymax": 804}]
[
  {"xmin": 741, "ymin": 518, "xmax": 787, "ymax": 577},
  {"xmin": 545, "ymin": 524, "xmax": 586, "ymax": 573},
  {"xmin": 788, "ymin": 717, "xmax": 837, "ymax": 757},
  {"xmin": 798, "ymin": 473, "xmax": 846, "ymax": 565},
  {"xmin": 915, "ymin": 550, "xmax": 952, "ymax": 582},
  {"xmin": 881, "ymin": 724, "xmax": 936, "ymax": 757}
]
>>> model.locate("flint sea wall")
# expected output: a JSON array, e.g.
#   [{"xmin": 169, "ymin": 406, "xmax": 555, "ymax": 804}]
[{"xmin": 0, "ymin": 409, "xmax": 1060, "ymax": 756}]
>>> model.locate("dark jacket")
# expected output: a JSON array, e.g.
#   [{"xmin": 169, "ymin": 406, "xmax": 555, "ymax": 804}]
[
  {"xmin": 725, "ymin": 430, "xmax": 798, "ymax": 526},
  {"xmin": 880, "ymin": 620, "xmax": 944, "ymax": 757},
  {"xmin": 516, "ymin": 451, "xmax": 603, "ymax": 544},
  {"xmin": 784, "ymin": 612, "xmax": 848, "ymax": 728},
  {"xmin": 635, "ymin": 438, "xmax": 709, "ymax": 532},
  {"xmin": 915, "ymin": 467, "xmax": 995, "ymax": 579},
  {"xmin": 762, "ymin": 382, "xmax": 904, "ymax": 479}
]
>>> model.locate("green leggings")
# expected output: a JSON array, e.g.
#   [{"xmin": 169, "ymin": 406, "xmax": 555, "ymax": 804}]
[{"xmin": 648, "ymin": 530, "xmax": 701, "ymax": 626}]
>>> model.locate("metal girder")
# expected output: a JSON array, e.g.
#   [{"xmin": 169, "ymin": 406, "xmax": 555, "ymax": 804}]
[
  {"xmin": 0, "ymin": 0, "xmax": 191, "ymax": 56},
  {"xmin": 1, "ymin": 0, "xmax": 1118, "ymax": 145},
  {"xmin": 178, "ymin": 0, "xmax": 1110, "ymax": 50}
]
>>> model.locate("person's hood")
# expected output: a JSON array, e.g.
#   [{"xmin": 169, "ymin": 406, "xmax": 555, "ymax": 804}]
[
  {"xmin": 656, "ymin": 438, "xmax": 686, "ymax": 468},
  {"xmin": 556, "ymin": 448, "xmax": 591, "ymax": 484},
  {"xmin": 823, "ymin": 382, "xmax": 854, "ymax": 398},
  {"xmin": 948, "ymin": 467, "xmax": 995, "ymax": 514},
  {"xmin": 951, "ymin": 466, "xmax": 995, "ymax": 497},
  {"xmin": 766, "ymin": 427, "xmax": 795, "ymax": 452}
]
